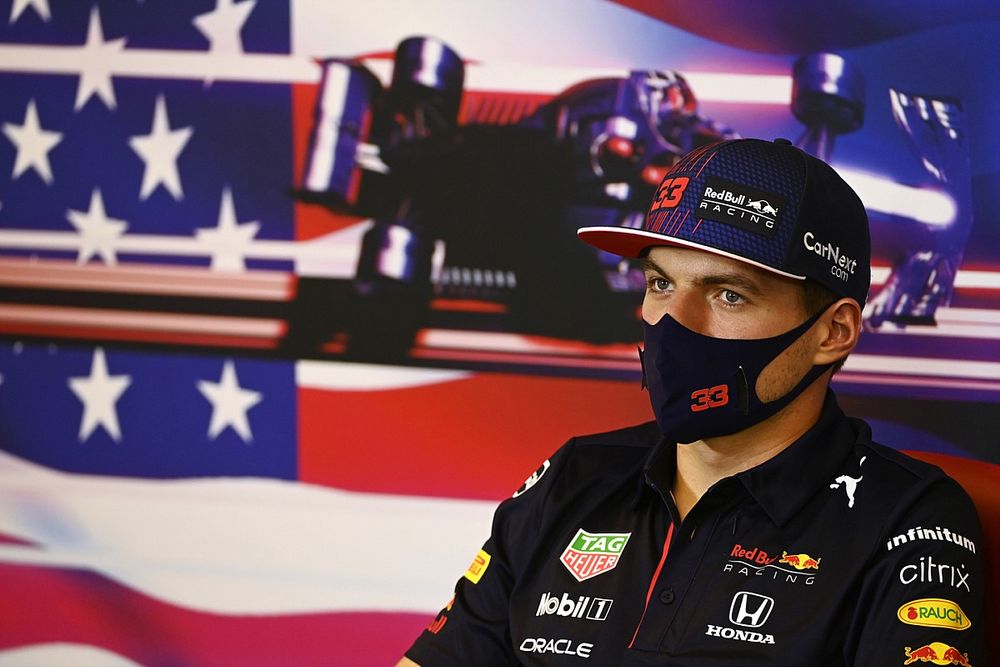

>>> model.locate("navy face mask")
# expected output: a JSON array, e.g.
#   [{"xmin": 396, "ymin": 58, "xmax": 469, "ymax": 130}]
[{"xmin": 640, "ymin": 310, "xmax": 832, "ymax": 444}]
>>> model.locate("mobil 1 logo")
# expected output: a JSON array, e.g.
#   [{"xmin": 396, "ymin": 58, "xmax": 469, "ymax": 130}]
[
  {"xmin": 537, "ymin": 592, "xmax": 613, "ymax": 622},
  {"xmin": 697, "ymin": 177, "xmax": 785, "ymax": 237}
]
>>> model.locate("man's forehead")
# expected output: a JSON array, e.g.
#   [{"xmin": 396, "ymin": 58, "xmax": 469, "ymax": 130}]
[
  {"xmin": 643, "ymin": 245, "xmax": 760, "ymax": 276},
  {"xmin": 640, "ymin": 244, "xmax": 804, "ymax": 293}
]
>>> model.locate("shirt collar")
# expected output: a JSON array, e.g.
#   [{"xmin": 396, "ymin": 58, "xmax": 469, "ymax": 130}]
[
  {"xmin": 736, "ymin": 390, "xmax": 857, "ymax": 527},
  {"xmin": 634, "ymin": 390, "xmax": 858, "ymax": 527},
  {"xmin": 635, "ymin": 433, "xmax": 677, "ymax": 512}
]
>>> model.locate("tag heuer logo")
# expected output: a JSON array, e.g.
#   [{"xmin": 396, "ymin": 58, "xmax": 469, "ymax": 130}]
[{"xmin": 560, "ymin": 529, "xmax": 631, "ymax": 582}]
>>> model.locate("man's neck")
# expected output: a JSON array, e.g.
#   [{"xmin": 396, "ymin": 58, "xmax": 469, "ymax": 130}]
[{"xmin": 671, "ymin": 379, "xmax": 828, "ymax": 521}]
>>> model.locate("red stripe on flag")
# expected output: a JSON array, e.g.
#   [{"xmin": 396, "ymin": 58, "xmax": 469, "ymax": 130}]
[
  {"xmin": 0, "ymin": 532, "xmax": 37, "ymax": 547},
  {"xmin": 299, "ymin": 373, "xmax": 653, "ymax": 500},
  {"xmin": 0, "ymin": 562, "xmax": 430, "ymax": 667}
]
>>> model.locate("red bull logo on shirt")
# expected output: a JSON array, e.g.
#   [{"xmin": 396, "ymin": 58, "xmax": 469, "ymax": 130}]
[
  {"xmin": 560, "ymin": 529, "xmax": 631, "ymax": 582},
  {"xmin": 730, "ymin": 544, "xmax": 779, "ymax": 566},
  {"xmin": 902, "ymin": 642, "xmax": 972, "ymax": 665},
  {"xmin": 778, "ymin": 551, "xmax": 822, "ymax": 570},
  {"xmin": 723, "ymin": 544, "xmax": 819, "ymax": 586},
  {"xmin": 426, "ymin": 597, "xmax": 453, "ymax": 635}
]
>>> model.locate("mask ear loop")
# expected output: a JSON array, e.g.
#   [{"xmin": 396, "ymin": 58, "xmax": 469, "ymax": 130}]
[
  {"xmin": 749, "ymin": 305, "xmax": 839, "ymax": 417},
  {"xmin": 637, "ymin": 346, "xmax": 647, "ymax": 390},
  {"xmin": 727, "ymin": 306, "xmax": 832, "ymax": 417},
  {"xmin": 732, "ymin": 366, "xmax": 750, "ymax": 416}
]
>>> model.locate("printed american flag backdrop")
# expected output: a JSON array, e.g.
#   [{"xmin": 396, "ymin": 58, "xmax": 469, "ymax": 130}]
[
  {"xmin": 2, "ymin": 1, "xmax": 999, "ymax": 664},
  {"xmin": 0, "ymin": 5, "xmax": 656, "ymax": 658}
]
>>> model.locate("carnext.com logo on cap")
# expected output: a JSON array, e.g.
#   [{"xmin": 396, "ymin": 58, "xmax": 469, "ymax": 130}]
[
  {"xmin": 697, "ymin": 177, "xmax": 784, "ymax": 237},
  {"xmin": 802, "ymin": 231, "xmax": 858, "ymax": 283}
]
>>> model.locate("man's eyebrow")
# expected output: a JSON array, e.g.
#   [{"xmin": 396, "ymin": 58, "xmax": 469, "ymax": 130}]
[
  {"xmin": 693, "ymin": 273, "xmax": 764, "ymax": 296},
  {"xmin": 640, "ymin": 257, "xmax": 764, "ymax": 296},
  {"xmin": 640, "ymin": 257, "xmax": 665, "ymax": 275}
]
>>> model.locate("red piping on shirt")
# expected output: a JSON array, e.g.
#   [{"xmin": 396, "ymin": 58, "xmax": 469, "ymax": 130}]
[{"xmin": 628, "ymin": 521, "xmax": 675, "ymax": 649}]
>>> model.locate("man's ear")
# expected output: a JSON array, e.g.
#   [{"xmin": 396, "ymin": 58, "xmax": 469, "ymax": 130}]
[{"xmin": 813, "ymin": 298, "xmax": 862, "ymax": 366}]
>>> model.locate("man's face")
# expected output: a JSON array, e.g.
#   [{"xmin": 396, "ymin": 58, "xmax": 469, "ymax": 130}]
[
  {"xmin": 640, "ymin": 245, "xmax": 810, "ymax": 337},
  {"xmin": 641, "ymin": 245, "xmax": 820, "ymax": 403}
]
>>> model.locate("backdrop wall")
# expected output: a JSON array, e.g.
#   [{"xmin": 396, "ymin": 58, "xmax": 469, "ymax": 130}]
[{"xmin": 0, "ymin": 1, "xmax": 998, "ymax": 665}]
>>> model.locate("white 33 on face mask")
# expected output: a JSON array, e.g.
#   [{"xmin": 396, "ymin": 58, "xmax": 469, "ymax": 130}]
[{"xmin": 640, "ymin": 310, "xmax": 831, "ymax": 443}]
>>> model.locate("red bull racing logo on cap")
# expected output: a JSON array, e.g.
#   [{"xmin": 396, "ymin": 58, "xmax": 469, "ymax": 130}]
[
  {"xmin": 697, "ymin": 176, "xmax": 784, "ymax": 237},
  {"xmin": 560, "ymin": 529, "xmax": 630, "ymax": 582},
  {"xmin": 903, "ymin": 642, "xmax": 972, "ymax": 665}
]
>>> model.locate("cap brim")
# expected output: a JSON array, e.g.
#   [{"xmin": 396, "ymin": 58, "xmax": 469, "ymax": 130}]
[{"xmin": 577, "ymin": 226, "xmax": 806, "ymax": 281}]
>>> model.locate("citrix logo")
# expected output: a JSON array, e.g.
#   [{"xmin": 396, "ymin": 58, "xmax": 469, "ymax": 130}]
[{"xmin": 899, "ymin": 556, "xmax": 970, "ymax": 592}]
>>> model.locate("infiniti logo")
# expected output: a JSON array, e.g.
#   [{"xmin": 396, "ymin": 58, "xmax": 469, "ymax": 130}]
[{"xmin": 729, "ymin": 591, "xmax": 774, "ymax": 628}]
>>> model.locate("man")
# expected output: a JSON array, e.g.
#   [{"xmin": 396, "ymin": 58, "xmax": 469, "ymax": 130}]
[{"xmin": 398, "ymin": 138, "xmax": 985, "ymax": 665}]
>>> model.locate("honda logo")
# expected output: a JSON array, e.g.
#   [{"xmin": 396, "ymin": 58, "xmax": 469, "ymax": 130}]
[{"xmin": 729, "ymin": 592, "xmax": 774, "ymax": 628}]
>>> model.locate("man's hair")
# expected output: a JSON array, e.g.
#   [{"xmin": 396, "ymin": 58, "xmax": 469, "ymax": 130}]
[{"xmin": 799, "ymin": 278, "xmax": 848, "ymax": 374}]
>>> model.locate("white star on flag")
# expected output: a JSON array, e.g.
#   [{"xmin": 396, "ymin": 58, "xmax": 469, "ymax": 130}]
[
  {"xmin": 68, "ymin": 348, "xmax": 132, "ymax": 443},
  {"xmin": 197, "ymin": 360, "xmax": 263, "ymax": 443},
  {"xmin": 195, "ymin": 188, "xmax": 260, "ymax": 271},
  {"xmin": 2, "ymin": 99, "xmax": 62, "ymax": 184},
  {"xmin": 129, "ymin": 95, "xmax": 194, "ymax": 200},
  {"xmin": 66, "ymin": 189, "xmax": 128, "ymax": 265},
  {"xmin": 9, "ymin": 0, "xmax": 50, "ymax": 24},
  {"xmin": 193, "ymin": 0, "xmax": 257, "ymax": 53},
  {"xmin": 75, "ymin": 7, "xmax": 127, "ymax": 111}
]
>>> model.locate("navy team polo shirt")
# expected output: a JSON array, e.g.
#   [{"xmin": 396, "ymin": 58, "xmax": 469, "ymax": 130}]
[{"xmin": 406, "ymin": 391, "xmax": 986, "ymax": 666}]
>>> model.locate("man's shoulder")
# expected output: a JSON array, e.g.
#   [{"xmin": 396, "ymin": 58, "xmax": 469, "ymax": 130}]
[
  {"xmin": 498, "ymin": 421, "xmax": 660, "ymax": 510},
  {"xmin": 554, "ymin": 420, "xmax": 663, "ymax": 484},
  {"xmin": 511, "ymin": 421, "xmax": 661, "ymax": 509},
  {"xmin": 856, "ymin": 435, "xmax": 949, "ymax": 484},
  {"xmin": 845, "ymin": 423, "xmax": 977, "ymax": 519}
]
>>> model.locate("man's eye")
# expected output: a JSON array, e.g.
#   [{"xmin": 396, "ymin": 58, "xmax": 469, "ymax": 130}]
[
  {"xmin": 648, "ymin": 278, "xmax": 670, "ymax": 292},
  {"xmin": 722, "ymin": 290, "xmax": 744, "ymax": 305}
]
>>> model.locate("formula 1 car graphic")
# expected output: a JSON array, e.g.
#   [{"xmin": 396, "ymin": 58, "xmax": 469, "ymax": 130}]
[
  {"xmin": 296, "ymin": 36, "xmax": 739, "ymax": 354},
  {"xmin": 0, "ymin": 36, "xmax": 978, "ymax": 367},
  {"xmin": 863, "ymin": 90, "xmax": 974, "ymax": 329},
  {"xmin": 788, "ymin": 53, "xmax": 974, "ymax": 330},
  {"xmin": 296, "ymin": 37, "xmax": 975, "ymax": 355}
]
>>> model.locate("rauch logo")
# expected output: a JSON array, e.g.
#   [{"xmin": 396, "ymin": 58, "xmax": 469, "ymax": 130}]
[{"xmin": 897, "ymin": 598, "xmax": 971, "ymax": 631}]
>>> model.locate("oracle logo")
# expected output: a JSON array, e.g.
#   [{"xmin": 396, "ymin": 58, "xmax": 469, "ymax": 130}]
[{"xmin": 518, "ymin": 637, "xmax": 594, "ymax": 658}]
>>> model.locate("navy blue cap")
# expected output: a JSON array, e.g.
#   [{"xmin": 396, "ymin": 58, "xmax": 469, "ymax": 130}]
[{"xmin": 577, "ymin": 138, "xmax": 871, "ymax": 305}]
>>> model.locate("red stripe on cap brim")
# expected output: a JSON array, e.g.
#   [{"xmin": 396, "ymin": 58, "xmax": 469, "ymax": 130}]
[{"xmin": 577, "ymin": 226, "xmax": 806, "ymax": 282}]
